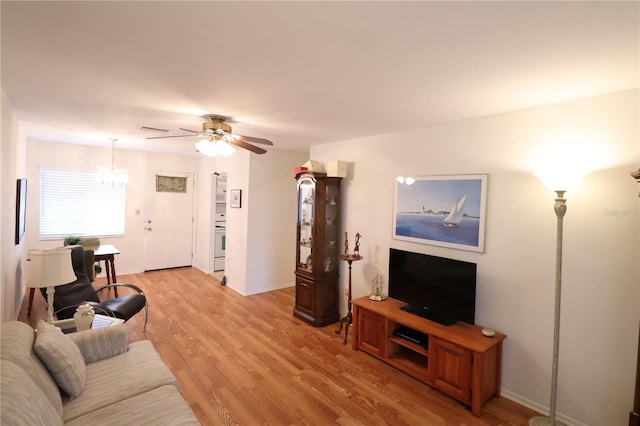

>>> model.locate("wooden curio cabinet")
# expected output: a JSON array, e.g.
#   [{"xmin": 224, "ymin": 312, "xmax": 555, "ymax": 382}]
[{"xmin": 294, "ymin": 171, "xmax": 341, "ymax": 326}]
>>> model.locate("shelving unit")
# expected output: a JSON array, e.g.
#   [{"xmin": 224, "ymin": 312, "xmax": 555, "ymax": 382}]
[
  {"xmin": 387, "ymin": 339, "xmax": 429, "ymax": 381},
  {"xmin": 293, "ymin": 171, "xmax": 342, "ymax": 326},
  {"xmin": 352, "ymin": 296, "xmax": 506, "ymax": 416}
]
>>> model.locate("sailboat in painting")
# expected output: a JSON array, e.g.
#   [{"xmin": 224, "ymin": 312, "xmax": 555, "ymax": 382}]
[{"xmin": 443, "ymin": 194, "xmax": 467, "ymax": 228}]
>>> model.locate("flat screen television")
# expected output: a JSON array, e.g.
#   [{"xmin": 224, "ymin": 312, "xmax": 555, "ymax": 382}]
[{"xmin": 388, "ymin": 248, "xmax": 476, "ymax": 325}]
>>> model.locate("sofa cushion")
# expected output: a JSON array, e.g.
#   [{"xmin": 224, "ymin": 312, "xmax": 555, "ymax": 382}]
[
  {"xmin": 68, "ymin": 324, "xmax": 128, "ymax": 364},
  {"xmin": 34, "ymin": 320, "xmax": 86, "ymax": 398},
  {"xmin": 0, "ymin": 359, "xmax": 64, "ymax": 426},
  {"xmin": 62, "ymin": 340, "xmax": 179, "ymax": 422},
  {"xmin": 65, "ymin": 384, "xmax": 199, "ymax": 426},
  {"xmin": 0, "ymin": 321, "xmax": 63, "ymax": 417}
]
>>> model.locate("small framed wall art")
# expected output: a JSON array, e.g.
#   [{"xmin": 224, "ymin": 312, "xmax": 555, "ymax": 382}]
[
  {"xmin": 230, "ymin": 189, "xmax": 242, "ymax": 208},
  {"xmin": 393, "ymin": 174, "xmax": 488, "ymax": 252}
]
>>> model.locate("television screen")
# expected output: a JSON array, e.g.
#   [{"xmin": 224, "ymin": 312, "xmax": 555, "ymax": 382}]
[{"xmin": 388, "ymin": 248, "xmax": 476, "ymax": 325}]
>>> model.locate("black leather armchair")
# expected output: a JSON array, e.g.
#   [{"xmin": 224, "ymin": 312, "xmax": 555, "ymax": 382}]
[{"xmin": 41, "ymin": 246, "xmax": 148, "ymax": 330}]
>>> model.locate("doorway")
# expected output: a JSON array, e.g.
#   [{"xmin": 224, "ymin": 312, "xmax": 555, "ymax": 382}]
[
  {"xmin": 212, "ymin": 173, "xmax": 227, "ymax": 274},
  {"xmin": 144, "ymin": 171, "xmax": 194, "ymax": 271}
]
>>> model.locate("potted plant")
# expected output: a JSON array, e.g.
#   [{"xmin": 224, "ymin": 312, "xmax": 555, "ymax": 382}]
[{"xmin": 63, "ymin": 236, "xmax": 82, "ymax": 246}]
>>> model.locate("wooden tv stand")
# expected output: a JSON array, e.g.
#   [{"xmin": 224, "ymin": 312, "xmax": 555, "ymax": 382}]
[{"xmin": 351, "ymin": 296, "xmax": 506, "ymax": 416}]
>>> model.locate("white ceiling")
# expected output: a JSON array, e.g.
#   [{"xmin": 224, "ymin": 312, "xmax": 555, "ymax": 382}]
[{"xmin": 2, "ymin": 1, "xmax": 638, "ymax": 157}]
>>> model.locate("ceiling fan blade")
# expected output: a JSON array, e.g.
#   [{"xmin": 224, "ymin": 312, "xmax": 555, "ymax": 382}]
[
  {"xmin": 145, "ymin": 134, "xmax": 195, "ymax": 140},
  {"xmin": 232, "ymin": 138, "xmax": 267, "ymax": 154},
  {"xmin": 140, "ymin": 126, "xmax": 169, "ymax": 132},
  {"xmin": 238, "ymin": 134, "xmax": 274, "ymax": 146},
  {"xmin": 179, "ymin": 128, "xmax": 200, "ymax": 134}
]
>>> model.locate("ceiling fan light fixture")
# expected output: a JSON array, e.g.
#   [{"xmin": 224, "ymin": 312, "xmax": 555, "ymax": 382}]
[{"xmin": 195, "ymin": 137, "xmax": 236, "ymax": 158}]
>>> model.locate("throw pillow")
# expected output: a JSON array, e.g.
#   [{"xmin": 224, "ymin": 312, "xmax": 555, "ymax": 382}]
[{"xmin": 33, "ymin": 320, "xmax": 86, "ymax": 398}]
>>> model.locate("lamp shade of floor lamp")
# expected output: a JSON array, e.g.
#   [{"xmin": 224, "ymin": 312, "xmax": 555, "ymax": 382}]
[
  {"xmin": 27, "ymin": 248, "xmax": 76, "ymax": 323},
  {"xmin": 529, "ymin": 170, "xmax": 589, "ymax": 426}
]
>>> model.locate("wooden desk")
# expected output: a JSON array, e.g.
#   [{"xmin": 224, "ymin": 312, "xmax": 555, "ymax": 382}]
[{"xmin": 94, "ymin": 245, "xmax": 120, "ymax": 296}]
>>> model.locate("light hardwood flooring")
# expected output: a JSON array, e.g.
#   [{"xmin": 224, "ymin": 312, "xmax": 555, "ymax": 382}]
[{"xmin": 19, "ymin": 267, "xmax": 539, "ymax": 425}]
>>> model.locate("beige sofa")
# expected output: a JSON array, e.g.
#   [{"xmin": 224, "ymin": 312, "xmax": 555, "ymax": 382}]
[{"xmin": 1, "ymin": 320, "xmax": 199, "ymax": 425}]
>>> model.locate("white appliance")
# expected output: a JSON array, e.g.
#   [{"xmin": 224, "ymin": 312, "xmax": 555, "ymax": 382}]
[
  {"xmin": 213, "ymin": 173, "xmax": 227, "ymax": 272},
  {"xmin": 214, "ymin": 226, "xmax": 226, "ymax": 271}
]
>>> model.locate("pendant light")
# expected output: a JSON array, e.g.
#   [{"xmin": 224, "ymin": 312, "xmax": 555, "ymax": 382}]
[{"xmin": 97, "ymin": 138, "xmax": 129, "ymax": 186}]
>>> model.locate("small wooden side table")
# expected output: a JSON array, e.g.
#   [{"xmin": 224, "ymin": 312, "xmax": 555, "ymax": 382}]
[
  {"xmin": 335, "ymin": 254, "xmax": 363, "ymax": 345},
  {"xmin": 94, "ymin": 244, "xmax": 120, "ymax": 296}
]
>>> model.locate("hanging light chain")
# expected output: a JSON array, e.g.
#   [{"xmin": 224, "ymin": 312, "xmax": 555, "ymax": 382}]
[{"xmin": 110, "ymin": 138, "xmax": 117, "ymax": 168}]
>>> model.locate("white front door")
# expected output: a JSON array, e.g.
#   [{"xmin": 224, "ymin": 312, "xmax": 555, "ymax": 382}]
[{"xmin": 144, "ymin": 171, "xmax": 194, "ymax": 271}]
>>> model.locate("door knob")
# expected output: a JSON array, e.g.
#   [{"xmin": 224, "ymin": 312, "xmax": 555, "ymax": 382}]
[{"xmin": 146, "ymin": 220, "xmax": 152, "ymax": 224}]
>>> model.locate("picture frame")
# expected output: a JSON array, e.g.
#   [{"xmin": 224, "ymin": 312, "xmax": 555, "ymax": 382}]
[
  {"xmin": 15, "ymin": 179, "xmax": 27, "ymax": 245},
  {"xmin": 230, "ymin": 189, "xmax": 242, "ymax": 208},
  {"xmin": 393, "ymin": 174, "xmax": 488, "ymax": 252}
]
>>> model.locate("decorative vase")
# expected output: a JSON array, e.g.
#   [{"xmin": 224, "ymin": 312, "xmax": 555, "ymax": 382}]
[
  {"xmin": 369, "ymin": 273, "xmax": 387, "ymax": 301},
  {"xmin": 74, "ymin": 303, "xmax": 95, "ymax": 331}
]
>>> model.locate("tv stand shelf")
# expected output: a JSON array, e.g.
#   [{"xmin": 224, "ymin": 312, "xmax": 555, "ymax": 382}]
[
  {"xmin": 389, "ymin": 336, "xmax": 429, "ymax": 355},
  {"xmin": 352, "ymin": 296, "xmax": 506, "ymax": 416}
]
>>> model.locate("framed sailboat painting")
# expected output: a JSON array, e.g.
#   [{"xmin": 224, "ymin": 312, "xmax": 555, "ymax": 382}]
[{"xmin": 393, "ymin": 174, "xmax": 488, "ymax": 252}]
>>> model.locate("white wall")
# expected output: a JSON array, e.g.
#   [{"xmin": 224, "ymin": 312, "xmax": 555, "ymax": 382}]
[
  {"xmin": 224, "ymin": 149, "xmax": 251, "ymax": 294},
  {"xmin": 224, "ymin": 149, "xmax": 307, "ymax": 295},
  {"xmin": 310, "ymin": 90, "xmax": 639, "ymax": 426},
  {"xmin": 0, "ymin": 89, "xmax": 27, "ymax": 321},
  {"xmin": 245, "ymin": 150, "xmax": 308, "ymax": 295},
  {"xmin": 24, "ymin": 140, "xmax": 199, "ymax": 275}
]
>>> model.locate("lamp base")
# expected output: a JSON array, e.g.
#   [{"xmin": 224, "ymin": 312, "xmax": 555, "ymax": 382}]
[
  {"xmin": 529, "ymin": 416, "xmax": 567, "ymax": 426},
  {"xmin": 46, "ymin": 286, "xmax": 55, "ymax": 323}
]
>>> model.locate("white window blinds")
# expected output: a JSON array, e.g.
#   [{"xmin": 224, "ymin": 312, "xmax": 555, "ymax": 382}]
[{"xmin": 39, "ymin": 169, "xmax": 126, "ymax": 239}]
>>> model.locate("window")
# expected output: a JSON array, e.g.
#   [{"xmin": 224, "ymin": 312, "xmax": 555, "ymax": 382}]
[{"xmin": 39, "ymin": 169, "xmax": 126, "ymax": 239}]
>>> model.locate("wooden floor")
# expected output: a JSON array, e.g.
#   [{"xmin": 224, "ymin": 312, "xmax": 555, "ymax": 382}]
[{"xmin": 19, "ymin": 267, "xmax": 539, "ymax": 425}]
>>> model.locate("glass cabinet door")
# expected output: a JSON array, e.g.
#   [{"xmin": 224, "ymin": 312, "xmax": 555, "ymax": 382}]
[
  {"xmin": 297, "ymin": 177, "xmax": 315, "ymax": 272},
  {"xmin": 323, "ymin": 182, "xmax": 339, "ymax": 273}
]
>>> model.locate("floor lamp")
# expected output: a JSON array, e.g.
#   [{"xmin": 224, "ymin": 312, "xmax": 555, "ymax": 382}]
[
  {"xmin": 27, "ymin": 248, "xmax": 77, "ymax": 323},
  {"xmin": 530, "ymin": 170, "xmax": 589, "ymax": 426}
]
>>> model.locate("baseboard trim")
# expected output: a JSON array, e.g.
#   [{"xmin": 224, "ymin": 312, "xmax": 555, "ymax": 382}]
[
  {"xmin": 244, "ymin": 282, "xmax": 295, "ymax": 296},
  {"xmin": 500, "ymin": 389, "xmax": 587, "ymax": 426}
]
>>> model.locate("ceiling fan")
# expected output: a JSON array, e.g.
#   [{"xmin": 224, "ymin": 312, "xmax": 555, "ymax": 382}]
[{"xmin": 143, "ymin": 115, "xmax": 273, "ymax": 155}]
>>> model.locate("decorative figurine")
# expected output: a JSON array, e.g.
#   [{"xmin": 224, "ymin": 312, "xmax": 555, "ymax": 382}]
[
  {"xmin": 369, "ymin": 273, "xmax": 387, "ymax": 301},
  {"xmin": 354, "ymin": 232, "xmax": 361, "ymax": 255},
  {"xmin": 344, "ymin": 232, "xmax": 349, "ymax": 255},
  {"xmin": 74, "ymin": 303, "xmax": 95, "ymax": 331}
]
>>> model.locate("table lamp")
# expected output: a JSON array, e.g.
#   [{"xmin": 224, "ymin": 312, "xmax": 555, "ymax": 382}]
[{"xmin": 27, "ymin": 248, "xmax": 76, "ymax": 323}]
